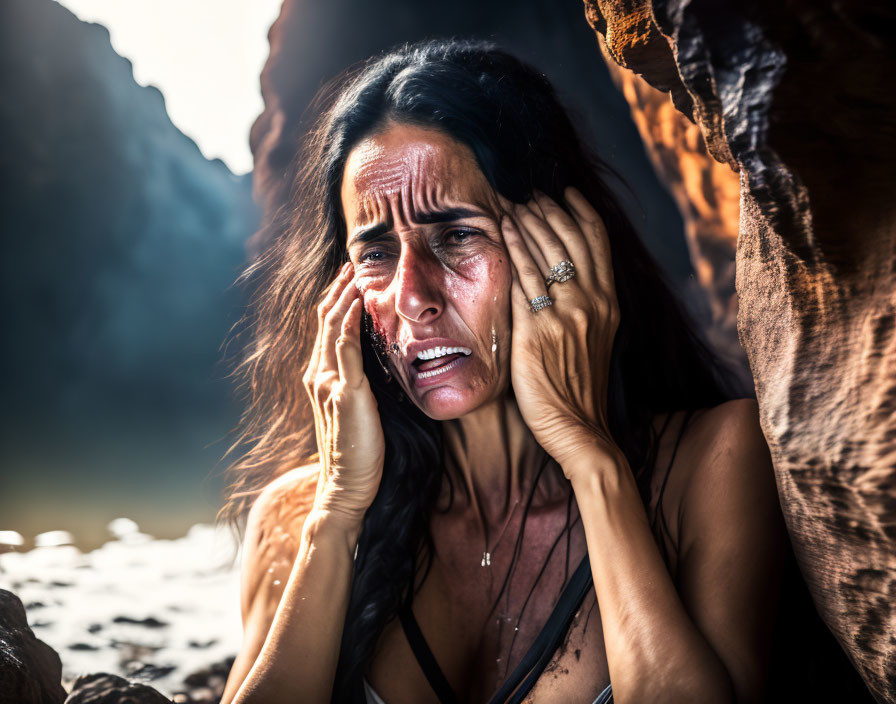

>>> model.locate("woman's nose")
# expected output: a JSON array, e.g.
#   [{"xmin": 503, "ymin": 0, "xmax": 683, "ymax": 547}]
[{"xmin": 393, "ymin": 244, "xmax": 444, "ymax": 324}]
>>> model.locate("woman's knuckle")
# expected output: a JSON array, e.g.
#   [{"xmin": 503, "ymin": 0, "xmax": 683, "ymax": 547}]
[
  {"xmin": 313, "ymin": 372, "xmax": 335, "ymax": 397},
  {"xmin": 609, "ymin": 305, "xmax": 621, "ymax": 327},
  {"xmin": 569, "ymin": 307, "xmax": 590, "ymax": 330}
]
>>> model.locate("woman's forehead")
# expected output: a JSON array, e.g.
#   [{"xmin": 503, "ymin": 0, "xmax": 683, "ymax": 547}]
[{"xmin": 341, "ymin": 125, "xmax": 493, "ymax": 229}]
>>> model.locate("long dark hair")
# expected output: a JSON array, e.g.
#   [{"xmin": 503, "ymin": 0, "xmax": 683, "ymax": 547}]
[{"xmin": 218, "ymin": 36, "xmax": 744, "ymax": 702}]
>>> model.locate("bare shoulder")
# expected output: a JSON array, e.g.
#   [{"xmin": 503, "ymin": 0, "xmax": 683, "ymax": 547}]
[
  {"xmin": 679, "ymin": 398, "xmax": 771, "ymax": 496},
  {"xmin": 240, "ymin": 464, "xmax": 320, "ymax": 624},
  {"xmin": 246, "ymin": 464, "xmax": 319, "ymax": 539},
  {"xmin": 649, "ymin": 399, "xmax": 776, "ymax": 551},
  {"xmin": 672, "ymin": 399, "xmax": 780, "ymax": 549},
  {"xmin": 222, "ymin": 464, "xmax": 320, "ymax": 703}
]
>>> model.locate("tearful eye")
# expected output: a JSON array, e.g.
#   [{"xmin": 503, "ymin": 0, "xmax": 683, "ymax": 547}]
[
  {"xmin": 446, "ymin": 228, "xmax": 477, "ymax": 244},
  {"xmin": 359, "ymin": 249, "xmax": 388, "ymax": 264}
]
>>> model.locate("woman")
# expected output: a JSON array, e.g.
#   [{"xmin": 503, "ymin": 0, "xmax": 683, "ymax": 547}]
[{"xmin": 219, "ymin": 38, "xmax": 787, "ymax": 704}]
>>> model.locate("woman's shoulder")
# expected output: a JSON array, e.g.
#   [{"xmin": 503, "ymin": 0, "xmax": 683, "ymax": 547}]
[
  {"xmin": 246, "ymin": 463, "xmax": 320, "ymax": 550},
  {"xmin": 648, "ymin": 399, "xmax": 774, "ymax": 558},
  {"xmin": 240, "ymin": 464, "xmax": 320, "ymax": 616},
  {"xmin": 675, "ymin": 397, "xmax": 768, "ymax": 496},
  {"xmin": 652, "ymin": 398, "xmax": 764, "ymax": 485},
  {"xmin": 248, "ymin": 464, "xmax": 320, "ymax": 522},
  {"xmin": 661, "ymin": 398, "xmax": 777, "ymax": 543}
]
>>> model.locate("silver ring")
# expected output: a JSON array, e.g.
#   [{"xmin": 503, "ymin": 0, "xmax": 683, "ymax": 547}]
[
  {"xmin": 545, "ymin": 259, "xmax": 576, "ymax": 288},
  {"xmin": 529, "ymin": 294, "xmax": 553, "ymax": 312}
]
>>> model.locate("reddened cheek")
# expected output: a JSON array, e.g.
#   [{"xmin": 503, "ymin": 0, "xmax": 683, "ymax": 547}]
[{"xmin": 362, "ymin": 294, "xmax": 395, "ymax": 353}]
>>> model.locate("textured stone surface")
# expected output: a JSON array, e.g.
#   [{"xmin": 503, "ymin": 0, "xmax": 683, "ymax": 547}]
[
  {"xmin": 64, "ymin": 673, "xmax": 170, "ymax": 703},
  {"xmin": 597, "ymin": 42, "xmax": 747, "ymax": 386},
  {"xmin": 0, "ymin": 589, "xmax": 67, "ymax": 704},
  {"xmin": 583, "ymin": 1, "xmax": 896, "ymax": 700}
]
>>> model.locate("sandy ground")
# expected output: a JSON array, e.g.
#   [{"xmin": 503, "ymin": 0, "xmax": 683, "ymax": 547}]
[{"xmin": 0, "ymin": 519, "xmax": 243, "ymax": 699}]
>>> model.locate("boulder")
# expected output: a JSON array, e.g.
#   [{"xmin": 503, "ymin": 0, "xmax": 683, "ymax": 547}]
[
  {"xmin": 583, "ymin": 1, "xmax": 896, "ymax": 700},
  {"xmin": 64, "ymin": 673, "xmax": 170, "ymax": 703},
  {"xmin": 0, "ymin": 589, "xmax": 67, "ymax": 704}
]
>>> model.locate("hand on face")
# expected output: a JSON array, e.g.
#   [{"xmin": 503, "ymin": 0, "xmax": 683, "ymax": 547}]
[
  {"xmin": 496, "ymin": 187, "xmax": 621, "ymax": 474},
  {"xmin": 302, "ymin": 262, "xmax": 385, "ymax": 528}
]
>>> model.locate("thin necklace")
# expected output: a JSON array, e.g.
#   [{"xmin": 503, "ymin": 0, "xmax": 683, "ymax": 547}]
[{"xmin": 481, "ymin": 499, "xmax": 521, "ymax": 567}]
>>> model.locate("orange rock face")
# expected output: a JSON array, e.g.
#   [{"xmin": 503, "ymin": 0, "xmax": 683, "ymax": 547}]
[
  {"xmin": 584, "ymin": 0, "xmax": 896, "ymax": 700},
  {"xmin": 598, "ymin": 46, "xmax": 746, "ymax": 385}
]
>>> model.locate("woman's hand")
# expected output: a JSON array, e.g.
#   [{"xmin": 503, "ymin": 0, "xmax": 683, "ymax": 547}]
[
  {"xmin": 497, "ymin": 187, "xmax": 621, "ymax": 477},
  {"xmin": 302, "ymin": 262, "xmax": 385, "ymax": 531}
]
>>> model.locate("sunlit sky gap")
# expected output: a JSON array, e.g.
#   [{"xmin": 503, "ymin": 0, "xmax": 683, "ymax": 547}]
[{"xmin": 55, "ymin": 0, "xmax": 282, "ymax": 174}]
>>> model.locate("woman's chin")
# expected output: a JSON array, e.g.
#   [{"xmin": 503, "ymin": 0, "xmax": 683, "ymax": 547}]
[{"xmin": 412, "ymin": 386, "xmax": 486, "ymax": 421}]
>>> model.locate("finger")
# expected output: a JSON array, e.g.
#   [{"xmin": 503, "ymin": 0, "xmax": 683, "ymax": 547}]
[
  {"xmin": 309, "ymin": 265, "xmax": 347, "ymax": 469},
  {"xmin": 533, "ymin": 190, "xmax": 595, "ymax": 282},
  {"xmin": 307, "ymin": 262, "xmax": 353, "ymax": 381},
  {"xmin": 564, "ymin": 186, "xmax": 614, "ymax": 289},
  {"xmin": 507, "ymin": 255, "xmax": 533, "ymax": 323},
  {"xmin": 320, "ymin": 272, "xmax": 361, "ymax": 373},
  {"xmin": 513, "ymin": 201, "xmax": 572, "ymax": 282},
  {"xmin": 306, "ymin": 261, "xmax": 353, "ymax": 470},
  {"xmin": 500, "ymin": 214, "xmax": 549, "ymax": 303},
  {"xmin": 336, "ymin": 298, "xmax": 366, "ymax": 387},
  {"xmin": 508, "ymin": 208, "xmax": 550, "ymax": 273},
  {"xmin": 496, "ymin": 194, "xmax": 547, "ymax": 270},
  {"xmin": 527, "ymin": 195, "xmax": 547, "ymax": 220}
]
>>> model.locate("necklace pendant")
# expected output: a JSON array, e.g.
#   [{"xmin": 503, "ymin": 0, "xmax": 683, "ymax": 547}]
[{"xmin": 481, "ymin": 551, "xmax": 491, "ymax": 567}]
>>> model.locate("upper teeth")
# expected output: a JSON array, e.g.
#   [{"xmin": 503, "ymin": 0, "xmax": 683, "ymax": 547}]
[{"xmin": 416, "ymin": 346, "xmax": 472, "ymax": 361}]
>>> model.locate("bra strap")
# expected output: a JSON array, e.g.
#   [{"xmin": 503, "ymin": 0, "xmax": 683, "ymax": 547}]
[
  {"xmin": 398, "ymin": 601, "xmax": 460, "ymax": 704},
  {"xmin": 398, "ymin": 553, "xmax": 593, "ymax": 704},
  {"xmin": 488, "ymin": 554, "xmax": 594, "ymax": 703}
]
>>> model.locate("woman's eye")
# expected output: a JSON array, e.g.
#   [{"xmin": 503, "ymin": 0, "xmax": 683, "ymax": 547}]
[
  {"xmin": 359, "ymin": 249, "xmax": 387, "ymax": 264},
  {"xmin": 446, "ymin": 229, "xmax": 477, "ymax": 244}
]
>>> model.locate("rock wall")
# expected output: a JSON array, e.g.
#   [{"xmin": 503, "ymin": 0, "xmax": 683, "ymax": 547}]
[
  {"xmin": 582, "ymin": 1, "xmax": 896, "ymax": 700},
  {"xmin": 597, "ymin": 46, "xmax": 747, "ymax": 385}
]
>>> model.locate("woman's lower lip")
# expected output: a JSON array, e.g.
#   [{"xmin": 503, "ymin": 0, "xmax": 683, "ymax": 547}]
[{"xmin": 411, "ymin": 354, "xmax": 470, "ymax": 388}]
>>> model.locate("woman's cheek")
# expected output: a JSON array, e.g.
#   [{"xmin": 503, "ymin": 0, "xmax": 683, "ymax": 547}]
[
  {"xmin": 445, "ymin": 251, "xmax": 506, "ymax": 304},
  {"xmin": 360, "ymin": 287, "xmax": 397, "ymax": 352},
  {"xmin": 447, "ymin": 251, "xmax": 512, "ymax": 373}
]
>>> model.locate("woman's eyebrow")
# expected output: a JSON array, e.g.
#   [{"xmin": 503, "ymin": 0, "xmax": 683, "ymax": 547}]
[{"xmin": 348, "ymin": 206, "xmax": 487, "ymax": 246}]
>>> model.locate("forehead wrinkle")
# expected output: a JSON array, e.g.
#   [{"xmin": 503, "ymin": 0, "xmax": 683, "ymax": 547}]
[
  {"xmin": 346, "ymin": 133, "xmax": 493, "ymax": 233},
  {"xmin": 355, "ymin": 191, "xmax": 390, "ymax": 230}
]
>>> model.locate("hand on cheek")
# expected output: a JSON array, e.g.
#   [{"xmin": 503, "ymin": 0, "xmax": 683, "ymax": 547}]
[{"xmin": 494, "ymin": 188, "xmax": 623, "ymax": 477}]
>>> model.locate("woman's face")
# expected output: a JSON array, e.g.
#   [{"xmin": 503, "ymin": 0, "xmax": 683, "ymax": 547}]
[{"xmin": 341, "ymin": 121, "xmax": 513, "ymax": 420}]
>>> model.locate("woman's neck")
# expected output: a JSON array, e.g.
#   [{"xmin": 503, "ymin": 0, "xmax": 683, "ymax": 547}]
[{"xmin": 440, "ymin": 395, "xmax": 569, "ymax": 528}]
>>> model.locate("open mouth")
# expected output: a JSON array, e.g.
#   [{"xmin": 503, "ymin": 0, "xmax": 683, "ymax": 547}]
[{"xmin": 411, "ymin": 345, "xmax": 472, "ymax": 380}]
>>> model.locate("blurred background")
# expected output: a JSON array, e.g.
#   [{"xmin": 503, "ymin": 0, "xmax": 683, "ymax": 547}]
[{"xmin": 1, "ymin": 0, "xmax": 705, "ymax": 552}]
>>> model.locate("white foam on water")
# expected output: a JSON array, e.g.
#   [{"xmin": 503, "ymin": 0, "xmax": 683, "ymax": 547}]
[
  {"xmin": 0, "ymin": 531, "xmax": 24, "ymax": 546},
  {"xmin": 0, "ymin": 521, "xmax": 243, "ymax": 698}
]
